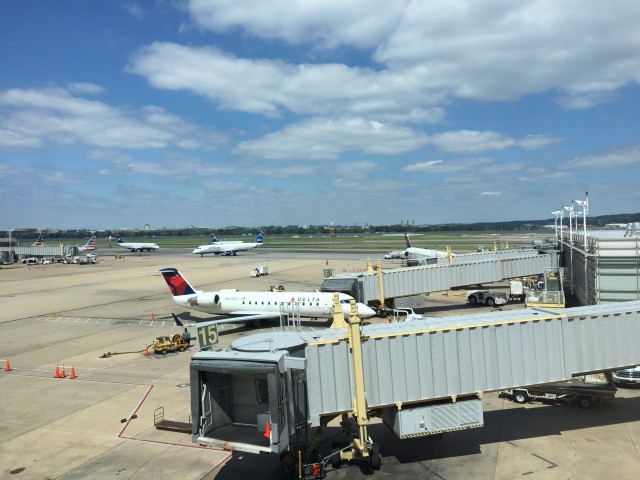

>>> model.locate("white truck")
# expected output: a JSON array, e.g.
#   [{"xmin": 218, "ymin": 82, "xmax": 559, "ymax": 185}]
[{"xmin": 467, "ymin": 281, "xmax": 527, "ymax": 307}]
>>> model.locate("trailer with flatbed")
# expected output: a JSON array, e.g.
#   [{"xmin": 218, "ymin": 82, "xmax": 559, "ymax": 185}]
[{"xmin": 500, "ymin": 377, "xmax": 617, "ymax": 408}]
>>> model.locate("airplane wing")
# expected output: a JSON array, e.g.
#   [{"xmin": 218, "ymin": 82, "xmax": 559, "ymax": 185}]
[{"xmin": 172, "ymin": 312, "xmax": 278, "ymax": 327}]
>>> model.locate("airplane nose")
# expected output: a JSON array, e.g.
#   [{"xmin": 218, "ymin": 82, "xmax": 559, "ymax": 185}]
[{"xmin": 357, "ymin": 303, "xmax": 376, "ymax": 318}]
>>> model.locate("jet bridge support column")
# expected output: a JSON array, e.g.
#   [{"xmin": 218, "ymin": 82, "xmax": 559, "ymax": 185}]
[{"xmin": 333, "ymin": 300, "xmax": 381, "ymax": 469}]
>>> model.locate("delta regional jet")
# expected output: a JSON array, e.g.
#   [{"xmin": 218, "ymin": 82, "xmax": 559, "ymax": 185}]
[
  {"xmin": 193, "ymin": 231, "xmax": 264, "ymax": 257},
  {"xmin": 403, "ymin": 233, "xmax": 452, "ymax": 259},
  {"xmin": 116, "ymin": 234, "xmax": 160, "ymax": 252},
  {"xmin": 159, "ymin": 267, "xmax": 376, "ymax": 325}
]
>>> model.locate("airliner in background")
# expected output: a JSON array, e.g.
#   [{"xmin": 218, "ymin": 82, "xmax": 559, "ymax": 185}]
[
  {"xmin": 116, "ymin": 235, "xmax": 160, "ymax": 252},
  {"xmin": 159, "ymin": 267, "xmax": 376, "ymax": 325},
  {"xmin": 404, "ymin": 233, "xmax": 452, "ymax": 259},
  {"xmin": 32, "ymin": 233, "xmax": 45, "ymax": 246},
  {"xmin": 193, "ymin": 231, "xmax": 264, "ymax": 256},
  {"xmin": 79, "ymin": 235, "xmax": 97, "ymax": 252}
]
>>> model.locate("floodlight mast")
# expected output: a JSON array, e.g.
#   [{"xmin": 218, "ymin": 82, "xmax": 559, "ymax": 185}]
[
  {"xmin": 563, "ymin": 204, "xmax": 575, "ymax": 294},
  {"xmin": 551, "ymin": 210, "xmax": 562, "ymax": 239},
  {"xmin": 575, "ymin": 192, "xmax": 589, "ymax": 251}
]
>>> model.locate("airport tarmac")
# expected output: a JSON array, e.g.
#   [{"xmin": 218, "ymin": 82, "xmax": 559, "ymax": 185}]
[{"xmin": 1, "ymin": 250, "xmax": 640, "ymax": 479}]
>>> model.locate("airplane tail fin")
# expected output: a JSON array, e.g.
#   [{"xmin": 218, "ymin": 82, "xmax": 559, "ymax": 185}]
[
  {"xmin": 211, "ymin": 234, "xmax": 219, "ymax": 243},
  {"xmin": 404, "ymin": 233, "xmax": 412, "ymax": 248},
  {"xmin": 256, "ymin": 231, "xmax": 265, "ymax": 244},
  {"xmin": 33, "ymin": 233, "xmax": 45, "ymax": 246},
  {"xmin": 85, "ymin": 235, "xmax": 96, "ymax": 247},
  {"xmin": 171, "ymin": 313, "xmax": 184, "ymax": 327},
  {"xmin": 116, "ymin": 234, "xmax": 123, "ymax": 244},
  {"xmin": 160, "ymin": 268, "xmax": 197, "ymax": 296}
]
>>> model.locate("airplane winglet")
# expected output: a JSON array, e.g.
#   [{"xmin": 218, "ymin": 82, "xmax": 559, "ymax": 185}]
[{"xmin": 172, "ymin": 313, "xmax": 184, "ymax": 327}]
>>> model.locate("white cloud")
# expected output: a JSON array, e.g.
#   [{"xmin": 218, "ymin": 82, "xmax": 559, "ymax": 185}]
[
  {"xmin": 234, "ymin": 117, "xmax": 427, "ymax": 160},
  {"xmin": 180, "ymin": 0, "xmax": 640, "ymax": 110},
  {"xmin": 402, "ymin": 157, "xmax": 494, "ymax": 173},
  {"xmin": 429, "ymin": 130, "xmax": 562, "ymax": 153},
  {"xmin": 480, "ymin": 192, "xmax": 502, "ymax": 196},
  {"xmin": 0, "ymin": 87, "xmax": 228, "ymax": 150},
  {"xmin": 564, "ymin": 145, "xmax": 640, "ymax": 168}
]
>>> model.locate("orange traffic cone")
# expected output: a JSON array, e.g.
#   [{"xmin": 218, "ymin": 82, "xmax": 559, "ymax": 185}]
[
  {"xmin": 60, "ymin": 365, "xmax": 66, "ymax": 378},
  {"xmin": 264, "ymin": 421, "xmax": 271, "ymax": 439},
  {"xmin": 54, "ymin": 365, "xmax": 60, "ymax": 378},
  {"xmin": 69, "ymin": 366, "xmax": 76, "ymax": 379},
  {"xmin": 143, "ymin": 346, "xmax": 149, "ymax": 356},
  {"xmin": 4, "ymin": 359, "xmax": 10, "ymax": 372}
]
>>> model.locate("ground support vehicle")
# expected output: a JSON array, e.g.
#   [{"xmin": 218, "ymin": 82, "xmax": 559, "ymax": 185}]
[
  {"xmin": 466, "ymin": 290, "xmax": 507, "ymax": 307},
  {"xmin": 500, "ymin": 378, "xmax": 617, "ymax": 408},
  {"xmin": 151, "ymin": 334, "xmax": 188, "ymax": 355},
  {"xmin": 612, "ymin": 366, "xmax": 640, "ymax": 386}
]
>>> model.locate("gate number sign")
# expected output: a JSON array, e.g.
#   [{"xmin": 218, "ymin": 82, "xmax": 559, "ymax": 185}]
[{"xmin": 196, "ymin": 323, "xmax": 219, "ymax": 349}]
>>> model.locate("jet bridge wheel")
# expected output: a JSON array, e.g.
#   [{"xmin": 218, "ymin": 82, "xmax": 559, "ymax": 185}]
[{"xmin": 370, "ymin": 443, "xmax": 382, "ymax": 470}]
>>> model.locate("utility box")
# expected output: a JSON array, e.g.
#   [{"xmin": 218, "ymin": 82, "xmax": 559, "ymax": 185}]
[
  {"xmin": 392, "ymin": 295, "xmax": 424, "ymax": 309},
  {"xmin": 382, "ymin": 399, "xmax": 484, "ymax": 438}
]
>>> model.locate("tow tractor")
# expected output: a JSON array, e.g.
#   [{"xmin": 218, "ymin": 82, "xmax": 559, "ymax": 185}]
[{"xmin": 152, "ymin": 333, "xmax": 188, "ymax": 355}]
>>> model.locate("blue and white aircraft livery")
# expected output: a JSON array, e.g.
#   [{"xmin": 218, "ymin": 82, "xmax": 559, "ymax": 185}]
[
  {"xmin": 116, "ymin": 235, "xmax": 160, "ymax": 252},
  {"xmin": 193, "ymin": 231, "xmax": 264, "ymax": 256},
  {"xmin": 160, "ymin": 267, "xmax": 376, "ymax": 324}
]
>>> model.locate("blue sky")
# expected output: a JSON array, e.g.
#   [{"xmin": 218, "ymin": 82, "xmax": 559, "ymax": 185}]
[{"xmin": 1, "ymin": 1, "xmax": 639, "ymax": 230}]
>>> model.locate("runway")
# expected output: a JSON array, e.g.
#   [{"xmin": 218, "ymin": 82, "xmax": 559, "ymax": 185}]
[{"xmin": 1, "ymin": 250, "xmax": 639, "ymax": 479}]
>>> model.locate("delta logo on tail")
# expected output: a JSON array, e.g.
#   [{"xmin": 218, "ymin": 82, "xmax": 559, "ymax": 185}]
[{"xmin": 160, "ymin": 268, "xmax": 197, "ymax": 296}]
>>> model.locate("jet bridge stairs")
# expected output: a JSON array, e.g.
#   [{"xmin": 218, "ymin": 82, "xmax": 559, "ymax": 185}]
[{"xmin": 189, "ymin": 299, "xmax": 640, "ymax": 474}]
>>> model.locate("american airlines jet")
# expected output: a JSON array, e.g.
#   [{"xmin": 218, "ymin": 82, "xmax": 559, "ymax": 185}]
[
  {"xmin": 159, "ymin": 267, "xmax": 376, "ymax": 324},
  {"xmin": 116, "ymin": 235, "xmax": 160, "ymax": 252},
  {"xmin": 78, "ymin": 235, "xmax": 97, "ymax": 252},
  {"xmin": 193, "ymin": 231, "xmax": 264, "ymax": 257},
  {"xmin": 32, "ymin": 233, "xmax": 45, "ymax": 246}
]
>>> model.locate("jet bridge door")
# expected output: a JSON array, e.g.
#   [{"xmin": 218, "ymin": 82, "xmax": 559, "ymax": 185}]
[{"xmin": 231, "ymin": 374, "xmax": 270, "ymax": 425}]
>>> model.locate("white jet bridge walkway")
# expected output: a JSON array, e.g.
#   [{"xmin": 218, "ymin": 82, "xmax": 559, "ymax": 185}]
[{"xmin": 189, "ymin": 299, "xmax": 640, "ymax": 460}]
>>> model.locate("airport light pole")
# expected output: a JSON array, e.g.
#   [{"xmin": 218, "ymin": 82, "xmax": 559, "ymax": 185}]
[
  {"xmin": 551, "ymin": 210, "xmax": 562, "ymax": 239},
  {"xmin": 575, "ymin": 193, "xmax": 589, "ymax": 304},
  {"xmin": 564, "ymin": 204, "xmax": 575, "ymax": 294}
]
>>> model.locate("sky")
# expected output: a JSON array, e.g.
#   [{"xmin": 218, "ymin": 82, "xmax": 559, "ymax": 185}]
[{"xmin": 1, "ymin": 1, "xmax": 639, "ymax": 230}]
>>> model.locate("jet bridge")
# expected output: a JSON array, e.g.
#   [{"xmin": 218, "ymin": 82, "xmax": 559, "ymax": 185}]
[
  {"xmin": 321, "ymin": 248, "xmax": 558, "ymax": 312},
  {"xmin": 189, "ymin": 299, "xmax": 640, "ymax": 464}
]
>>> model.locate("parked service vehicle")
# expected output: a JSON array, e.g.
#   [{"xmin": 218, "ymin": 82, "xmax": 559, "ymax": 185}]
[
  {"xmin": 152, "ymin": 334, "xmax": 188, "ymax": 355},
  {"xmin": 500, "ymin": 376, "xmax": 616, "ymax": 408},
  {"xmin": 21, "ymin": 257, "xmax": 39, "ymax": 265},
  {"xmin": 612, "ymin": 366, "xmax": 640, "ymax": 386},
  {"xmin": 467, "ymin": 290, "xmax": 507, "ymax": 307}
]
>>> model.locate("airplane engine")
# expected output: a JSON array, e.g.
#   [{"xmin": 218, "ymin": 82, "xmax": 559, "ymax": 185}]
[{"xmin": 188, "ymin": 294, "xmax": 220, "ymax": 307}]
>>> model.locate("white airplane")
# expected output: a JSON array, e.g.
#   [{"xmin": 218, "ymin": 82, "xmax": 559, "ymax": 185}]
[
  {"xmin": 193, "ymin": 231, "xmax": 264, "ymax": 256},
  {"xmin": 403, "ymin": 233, "xmax": 452, "ymax": 259},
  {"xmin": 209, "ymin": 233, "xmax": 244, "ymax": 244},
  {"xmin": 78, "ymin": 235, "xmax": 97, "ymax": 252},
  {"xmin": 159, "ymin": 267, "xmax": 376, "ymax": 324},
  {"xmin": 117, "ymin": 234, "xmax": 160, "ymax": 252}
]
